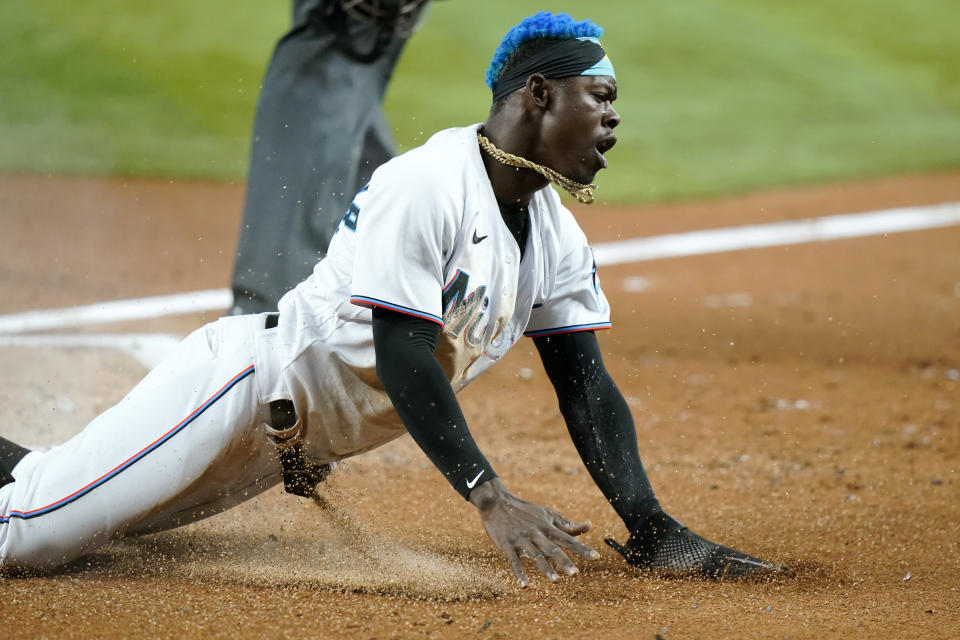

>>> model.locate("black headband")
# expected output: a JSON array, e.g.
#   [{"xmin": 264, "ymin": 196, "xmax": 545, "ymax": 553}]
[{"xmin": 491, "ymin": 38, "xmax": 607, "ymax": 102}]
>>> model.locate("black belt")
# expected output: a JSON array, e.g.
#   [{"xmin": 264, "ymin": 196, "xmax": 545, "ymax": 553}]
[{"xmin": 264, "ymin": 312, "xmax": 331, "ymax": 496}]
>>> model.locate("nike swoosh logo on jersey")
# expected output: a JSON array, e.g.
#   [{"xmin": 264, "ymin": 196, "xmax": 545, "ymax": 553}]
[
  {"xmin": 472, "ymin": 230, "xmax": 488, "ymax": 244},
  {"xmin": 466, "ymin": 469, "xmax": 485, "ymax": 489}
]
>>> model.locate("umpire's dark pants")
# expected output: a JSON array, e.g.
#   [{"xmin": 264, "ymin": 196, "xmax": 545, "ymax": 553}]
[{"xmin": 230, "ymin": 0, "xmax": 422, "ymax": 315}]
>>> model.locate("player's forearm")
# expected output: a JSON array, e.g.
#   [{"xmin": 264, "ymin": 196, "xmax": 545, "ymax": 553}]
[
  {"xmin": 560, "ymin": 376, "xmax": 661, "ymax": 529},
  {"xmin": 371, "ymin": 307, "xmax": 497, "ymax": 498},
  {"xmin": 534, "ymin": 332, "xmax": 661, "ymax": 531}
]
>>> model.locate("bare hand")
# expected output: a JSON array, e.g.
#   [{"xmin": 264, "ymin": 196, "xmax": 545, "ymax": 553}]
[{"xmin": 468, "ymin": 478, "xmax": 600, "ymax": 587}]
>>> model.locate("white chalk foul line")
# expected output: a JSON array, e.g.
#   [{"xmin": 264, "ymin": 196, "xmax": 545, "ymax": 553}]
[
  {"xmin": 0, "ymin": 201, "xmax": 958, "ymax": 335},
  {"xmin": 592, "ymin": 201, "xmax": 960, "ymax": 266},
  {"xmin": 0, "ymin": 288, "xmax": 231, "ymax": 335},
  {"xmin": 0, "ymin": 333, "xmax": 182, "ymax": 368}
]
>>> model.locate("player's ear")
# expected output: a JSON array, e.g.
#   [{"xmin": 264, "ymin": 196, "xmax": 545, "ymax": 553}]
[{"xmin": 525, "ymin": 74, "xmax": 550, "ymax": 109}]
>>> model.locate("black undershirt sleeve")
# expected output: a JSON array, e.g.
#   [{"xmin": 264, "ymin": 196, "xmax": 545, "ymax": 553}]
[
  {"xmin": 534, "ymin": 330, "xmax": 661, "ymax": 531},
  {"xmin": 372, "ymin": 307, "xmax": 497, "ymax": 499}
]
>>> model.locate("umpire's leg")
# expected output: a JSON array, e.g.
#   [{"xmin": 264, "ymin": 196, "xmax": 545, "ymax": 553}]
[{"xmin": 230, "ymin": 0, "xmax": 420, "ymax": 315}]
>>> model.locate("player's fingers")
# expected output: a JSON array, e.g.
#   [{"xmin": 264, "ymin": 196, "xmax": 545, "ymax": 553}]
[
  {"xmin": 504, "ymin": 546, "xmax": 528, "ymax": 588},
  {"xmin": 545, "ymin": 526, "xmax": 601, "ymax": 561},
  {"xmin": 518, "ymin": 540, "xmax": 559, "ymax": 582},
  {"xmin": 533, "ymin": 532, "xmax": 578, "ymax": 577},
  {"xmin": 551, "ymin": 511, "xmax": 592, "ymax": 536}
]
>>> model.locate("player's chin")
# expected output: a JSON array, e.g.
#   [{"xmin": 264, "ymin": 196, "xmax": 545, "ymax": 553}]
[
  {"xmin": 573, "ymin": 154, "xmax": 606, "ymax": 184},
  {"xmin": 572, "ymin": 164, "xmax": 601, "ymax": 185}
]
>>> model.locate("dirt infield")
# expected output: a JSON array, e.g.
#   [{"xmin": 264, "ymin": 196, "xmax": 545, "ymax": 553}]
[{"xmin": 1, "ymin": 170, "xmax": 958, "ymax": 638}]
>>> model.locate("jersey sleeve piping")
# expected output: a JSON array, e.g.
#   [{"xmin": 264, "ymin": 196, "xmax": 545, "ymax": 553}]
[
  {"xmin": 350, "ymin": 296, "xmax": 443, "ymax": 326},
  {"xmin": 523, "ymin": 322, "xmax": 612, "ymax": 338}
]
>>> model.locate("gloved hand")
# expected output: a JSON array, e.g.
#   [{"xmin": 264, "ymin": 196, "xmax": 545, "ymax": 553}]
[{"xmin": 605, "ymin": 511, "xmax": 785, "ymax": 579}]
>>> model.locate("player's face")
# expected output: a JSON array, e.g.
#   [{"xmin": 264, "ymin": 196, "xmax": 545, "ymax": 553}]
[{"xmin": 538, "ymin": 75, "xmax": 619, "ymax": 184}]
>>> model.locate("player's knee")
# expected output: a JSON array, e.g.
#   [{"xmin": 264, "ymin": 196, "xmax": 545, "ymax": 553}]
[{"xmin": 0, "ymin": 520, "xmax": 106, "ymax": 573}]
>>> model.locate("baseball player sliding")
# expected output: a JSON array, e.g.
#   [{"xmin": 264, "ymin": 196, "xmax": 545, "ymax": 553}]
[{"xmin": 0, "ymin": 12, "xmax": 782, "ymax": 584}]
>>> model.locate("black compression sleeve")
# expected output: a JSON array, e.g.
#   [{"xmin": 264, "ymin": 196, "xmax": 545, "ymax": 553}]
[
  {"xmin": 534, "ymin": 331, "xmax": 661, "ymax": 531},
  {"xmin": 372, "ymin": 307, "xmax": 497, "ymax": 498}
]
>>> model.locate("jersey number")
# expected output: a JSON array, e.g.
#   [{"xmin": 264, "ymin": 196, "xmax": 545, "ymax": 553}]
[{"xmin": 341, "ymin": 202, "xmax": 360, "ymax": 231}]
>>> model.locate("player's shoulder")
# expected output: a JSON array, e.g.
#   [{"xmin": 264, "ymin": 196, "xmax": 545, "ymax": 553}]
[{"xmin": 374, "ymin": 125, "xmax": 482, "ymax": 190}]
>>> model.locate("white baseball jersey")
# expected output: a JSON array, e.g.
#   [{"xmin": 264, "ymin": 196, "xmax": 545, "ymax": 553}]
[
  {"xmin": 0, "ymin": 123, "xmax": 610, "ymax": 570},
  {"xmin": 254, "ymin": 123, "xmax": 611, "ymax": 463}
]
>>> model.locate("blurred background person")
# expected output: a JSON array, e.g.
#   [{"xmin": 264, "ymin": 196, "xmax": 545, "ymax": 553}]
[{"xmin": 230, "ymin": 0, "xmax": 432, "ymax": 315}]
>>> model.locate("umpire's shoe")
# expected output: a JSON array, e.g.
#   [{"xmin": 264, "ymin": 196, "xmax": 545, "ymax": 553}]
[{"xmin": 605, "ymin": 511, "xmax": 785, "ymax": 579}]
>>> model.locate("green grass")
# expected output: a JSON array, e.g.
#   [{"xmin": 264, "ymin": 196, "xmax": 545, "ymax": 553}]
[
  {"xmin": 0, "ymin": 1, "xmax": 286, "ymax": 179},
  {"xmin": 2, "ymin": 0, "xmax": 959, "ymax": 202}
]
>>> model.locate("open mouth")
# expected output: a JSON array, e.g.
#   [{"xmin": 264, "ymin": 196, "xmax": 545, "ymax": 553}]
[
  {"xmin": 594, "ymin": 136, "xmax": 617, "ymax": 169},
  {"xmin": 595, "ymin": 136, "xmax": 617, "ymax": 156}
]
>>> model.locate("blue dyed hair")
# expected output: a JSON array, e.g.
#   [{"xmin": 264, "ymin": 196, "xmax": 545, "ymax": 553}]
[{"xmin": 485, "ymin": 12, "xmax": 604, "ymax": 89}]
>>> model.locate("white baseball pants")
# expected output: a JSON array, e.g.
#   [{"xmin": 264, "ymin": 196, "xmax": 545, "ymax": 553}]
[{"xmin": 0, "ymin": 315, "xmax": 281, "ymax": 570}]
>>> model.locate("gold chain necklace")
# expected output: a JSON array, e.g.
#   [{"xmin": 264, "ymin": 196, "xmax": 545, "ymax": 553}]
[{"xmin": 477, "ymin": 132, "xmax": 597, "ymax": 204}]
